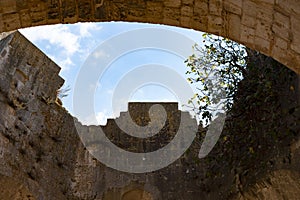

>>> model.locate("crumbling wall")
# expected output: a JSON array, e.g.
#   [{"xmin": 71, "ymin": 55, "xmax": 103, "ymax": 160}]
[
  {"xmin": 0, "ymin": 31, "xmax": 205, "ymax": 200},
  {"xmin": 0, "ymin": 31, "xmax": 80, "ymax": 199},
  {"xmin": 0, "ymin": 31, "xmax": 300, "ymax": 200}
]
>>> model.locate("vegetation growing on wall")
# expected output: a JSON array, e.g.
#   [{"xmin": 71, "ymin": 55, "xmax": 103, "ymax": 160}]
[
  {"xmin": 185, "ymin": 33, "xmax": 247, "ymax": 125},
  {"xmin": 185, "ymin": 33, "xmax": 300, "ymax": 198}
]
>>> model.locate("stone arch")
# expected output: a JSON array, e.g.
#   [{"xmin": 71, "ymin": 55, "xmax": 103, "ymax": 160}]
[
  {"xmin": 0, "ymin": 174, "xmax": 36, "ymax": 200},
  {"xmin": 0, "ymin": 0, "xmax": 300, "ymax": 73}
]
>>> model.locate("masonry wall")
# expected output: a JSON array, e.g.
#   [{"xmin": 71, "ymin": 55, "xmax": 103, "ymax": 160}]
[
  {"xmin": 1, "ymin": 0, "xmax": 300, "ymax": 74},
  {"xmin": 0, "ymin": 31, "xmax": 208, "ymax": 199},
  {"xmin": 1, "ymin": 31, "xmax": 300, "ymax": 200},
  {"xmin": 0, "ymin": 31, "xmax": 79, "ymax": 199}
]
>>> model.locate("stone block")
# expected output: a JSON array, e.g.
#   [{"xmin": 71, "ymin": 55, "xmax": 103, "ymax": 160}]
[
  {"xmin": 241, "ymin": 14, "xmax": 256, "ymax": 28},
  {"xmin": 256, "ymin": 20, "xmax": 272, "ymax": 39},
  {"xmin": 19, "ymin": 10, "xmax": 32, "ymax": 28},
  {"xmin": 16, "ymin": 0, "xmax": 29, "ymax": 11},
  {"xmin": 272, "ymin": 11, "xmax": 290, "ymax": 40},
  {"xmin": 291, "ymin": 15, "xmax": 300, "ymax": 32},
  {"xmin": 291, "ymin": 16, "xmax": 300, "ymax": 53},
  {"xmin": 146, "ymin": 1, "xmax": 163, "ymax": 17},
  {"xmin": 276, "ymin": 0, "xmax": 300, "ymax": 15},
  {"xmin": 274, "ymin": 36, "xmax": 288, "ymax": 49},
  {"xmin": 94, "ymin": 5, "xmax": 106, "ymax": 20},
  {"xmin": 243, "ymin": 0, "xmax": 257, "ymax": 17},
  {"xmin": 194, "ymin": 1, "xmax": 208, "ymax": 16},
  {"xmin": 272, "ymin": 38, "xmax": 289, "ymax": 62},
  {"xmin": 2, "ymin": 13, "xmax": 21, "ymax": 31},
  {"xmin": 208, "ymin": 16, "xmax": 223, "ymax": 35},
  {"xmin": 182, "ymin": 0, "xmax": 194, "ymax": 5},
  {"xmin": 127, "ymin": 9, "xmax": 146, "ymax": 21},
  {"xmin": 164, "ymin": 0, "xmax": 181, "ymax": 8},
  {"xmin": 78, "ymin": 0, "xmax": 92, "ymax": 20},
  {"xmin": 291, "ymin": 36, "xmax": 300, "ymax": 54},
  {"xmin": 61, "ymin": 0, "xmax": 77, "ymax": 19},
  {"xmin": 0, "ymin": 1, "xmax": 17, "ymax": 14},
  {"xmin": 255, "ymin": 36, "xmax": 271, "ymax": 53},
  {"xmin": 47, "ymin": 5, "xmax": 61, "ymax": 22},
  {"xmin": 282, "ymin": 50, "xmax": 300, "ymax": 72},
  {"xmin": 30, "ymin": 11, "xmax": 47, "ymax": 25},
  {"xmin": 223, "ymin": 0, "xmax": 242, "ymax": 15},
  {"xmin": 163, "ymin": 18, "xmax": 180, "ymax": 27},
  {"xmin": 272, "ymin": 24, "xmax": 290, "ymax": 41},
  {"xmin": 163, "ymin": 7, "xmax": 180, "ymax": 25},
  {"xmin": 29, "ymin": 2, "xmax": 47, "ymax": 13},
  {"xmin": 227, "ymin": 13, "xmax": 241, "ymax": 40},
  {"xmin": 14, "ymin": 69, "xmax": 28, "ymax": 85},
  {"xmin": 191, "ymin": 16, "xmax": 208, "ymax": 31},
  {"xmin": 180, "ymin": 16, "xmax": 192, "ymax": 27},
  {"xmin": 47, "ymin": 0, "xmax": 61, "ymax": 9},
  {"xmin": 274, "ymin": 11, "xmax": 290, "ymax": 30},
  {"xmin": 209, "ymin": 0, "xmax": 223, "ymax": 16},
  {"xmin": 259, "ymin": 0, "xmax": 275, "ymax": 3},
  {"xmin": 181, "ymin": 6, "xmax": 193, "ymax": 17},
  {"xmin": 256, "ymin": 4, "xmax": 274, "ymax": 22}
]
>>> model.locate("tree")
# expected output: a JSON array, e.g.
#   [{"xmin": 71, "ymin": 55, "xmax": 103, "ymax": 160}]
[
  {"xmin": 185, "ymin": 33, "xmax": 300, "ymax": 198},
  {"xmin": 185, "ymin": 33, "xmax": 247, "ymax": 125}
]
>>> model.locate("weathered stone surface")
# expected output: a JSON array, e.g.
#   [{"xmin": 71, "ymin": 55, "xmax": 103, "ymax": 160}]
[
  {"xmin": 0, "ymin": 31, "xmax": 207, "ymax": 200},
  {"xmin": 0, "ymin": 31, "xmax": 79, "ymax": 199},
  {"xmin": 0, "ymin": 175, "xmax": 35, "ymax": 200},
  {"xmin": 0, "ymin": 12, "xmax": 300, "ymax": 200},
  {"xmin": 0, "ymin": 0, "xmax": 299, "ymax": 73},
  {"xmin": 235, "ymin": 170, "xmax": 300, "ymax": 200}
]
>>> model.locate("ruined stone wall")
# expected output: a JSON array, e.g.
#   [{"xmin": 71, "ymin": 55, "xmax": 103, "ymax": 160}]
[
  {"xmin": 0, "ymin": 31, "xmax": 207, "ymax": 199},
  {"xmin": 70, "ymin": 103, "xmax": 206, "ymax": 199},
  {"xmin": 1, "ymin": 31, "xmax": 300, "ymax": 200},
  {"xmin": 0, "ymin": 0, "xmax": 300, "ymax": 74},
  {"xmin": 103, "ymin": 102, "xmax": 184, "ymax": 152},
  {"xmin": 0, "ymin": 31, "xmax": 81, "ymax": 199}
]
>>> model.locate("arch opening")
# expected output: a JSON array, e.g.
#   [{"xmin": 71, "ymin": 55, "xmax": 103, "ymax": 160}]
[
  {"xmin": 19, "ymin": 21, "xmax": 206, "ymax": 125},
  {"xmin": 0, "ymin": 3, "xmax": 299, "ymax": 198}
]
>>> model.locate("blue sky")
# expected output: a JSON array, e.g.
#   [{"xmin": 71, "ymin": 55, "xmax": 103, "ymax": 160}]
[{"xmin": 19, "ymin": 22, "xmax": 204, "ymax": 125}]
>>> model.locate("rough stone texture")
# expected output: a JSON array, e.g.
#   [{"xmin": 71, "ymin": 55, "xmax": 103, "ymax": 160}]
[
  {"xmin": 72, "ymin": 102, "xmax": 202, "ymax": 199},
  {"xmin": 0, "ymin": 174, "xmax": 35, "ymax": 200},
  {"xmin": 0, "ymin": 31, "xmax": 204, "ymax": 200},
  {"xmin": 0, "ymin": 31, "xmax": 300, "ymax": 199},
  {"xmin": 0, "ymin": 0, "xmax": 300, "ymax": 74},
  {"xmin": 0, "ymin": 31, "xmax": 79, "ymax": 199},
  {"xmin": 237, "ymin": 170, "xmax": 300, "ymax": 200}
]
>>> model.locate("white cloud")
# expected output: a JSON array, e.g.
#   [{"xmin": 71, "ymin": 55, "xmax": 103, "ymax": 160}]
[
  {"xmin": 78, "ymin": 22, "xmax": 102, "ymax": 37},
  {"xmin": 19, "ymin": 23, "xmax": 103, "ymax": 72},
  {"xmin": 56, "ymin": 57, "xmax": 74, "ymax": 71},
  {"xmin": 80, "ymin": 110, "xmax": 108, "ymax": 125},
  {"xmin": 20, "ymin": 24, "xmax": 80, "ymax": 57},
  {"xmin": 93, "ymin": 50, "xmax": 109, "ymax": 59},
  {"xmin": 111, "ymin": 98, "xmax": 129, "ymax": 118},
  {"xmin": 107, "ymin": 89, "xmax": 113, "ymax": 94},
  {"xmin": 89, "ymin": 82, "xmax": 101, "ymax": 91},
  {"xmin": 46, "ymin": 53, "xmax": 74, "ymax": 71},
  {"xmin": 96, "ymin": 111, "xmax": 108, "ymax": 125}
]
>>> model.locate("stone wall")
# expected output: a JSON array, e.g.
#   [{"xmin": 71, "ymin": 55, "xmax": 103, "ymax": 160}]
[
  {"xmin": 0, "ymin": 31, "xmax": 300, "ymax": 200},
  {"xmin": 0, "ymin": 31, "xmax": 80, "ymax": 199},
  {"xmin": 1, "ymin": 0, "xmax": 300, "ymax": 74},
  {"xmin": 0, "ymin": 31, "xmax": 206, "ymax": 199},
  {"xmin": 70, "ymin": 103, "xmax": 205, "ymax": 199}
]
